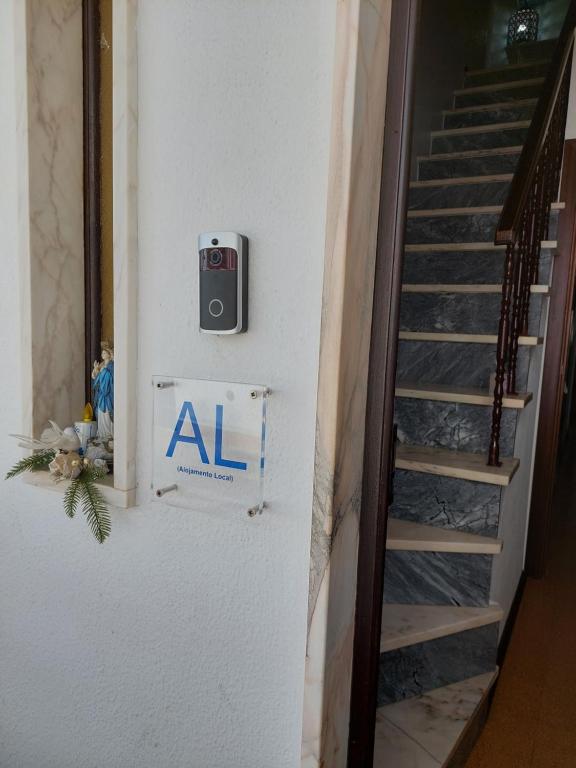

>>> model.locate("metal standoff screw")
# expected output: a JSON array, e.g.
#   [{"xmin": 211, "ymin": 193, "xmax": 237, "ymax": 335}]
[
  {"xmin": 250, "ymin": 390, "xmax": 258, "ymax": 399},
  {"xmin": 156, "ymin": 380, "xmax": 174, "ymax": 389},
  {"xmin": 155, "ymin": 484, "xmax": 178, "ymax": 498}
]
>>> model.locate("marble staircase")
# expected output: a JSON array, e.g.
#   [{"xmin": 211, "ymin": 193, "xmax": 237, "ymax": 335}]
[{"xmin": 374, "ymin": 48, "xmax": 557, "ymax": 767}]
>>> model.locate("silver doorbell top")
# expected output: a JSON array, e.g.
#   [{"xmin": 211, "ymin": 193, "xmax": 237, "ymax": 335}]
[{"xmin": 198, "ymin": 232, "xmax": 248, "ymax": 334}]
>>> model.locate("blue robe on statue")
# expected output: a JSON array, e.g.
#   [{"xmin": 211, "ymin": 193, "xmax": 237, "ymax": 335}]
[{"xmin": 93, "ymin": 361, "xmax": 114, "ymax": 419}]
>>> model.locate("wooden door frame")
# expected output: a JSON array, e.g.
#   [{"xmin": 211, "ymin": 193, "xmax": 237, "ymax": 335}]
[
  {"xmin": 346, "ymin": 1, "xmax": 420, "ymax": 764},
  {"xmin": 82, "ymin": 0, "xmax": 103, "ymax": 403},
  {"xmin": 526, "ymin": 139, "xmax": 576, "ymax": 578}
]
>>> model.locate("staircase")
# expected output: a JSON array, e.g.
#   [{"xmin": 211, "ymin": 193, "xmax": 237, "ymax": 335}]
[{"xmin": 374, "ymin": 48, "xmax": 559, "ymax": 767}]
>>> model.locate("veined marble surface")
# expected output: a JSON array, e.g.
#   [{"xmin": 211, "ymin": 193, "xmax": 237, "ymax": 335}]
[
  {"xmin": 394, "ymin": 397, "xmax": 517, "ymax": 456},
  {"xmin": 454, "ymin": 81, "xmax": 543, "ymax": 108},
  {"xmin": 383, "ymin": 551, "xmax": 493, "ymax": 607},
  {"xmin": 378, "ymin": 623, "xmax": 498, "ymax": 705},
  {"xmin": 418, "ymin": 151, "xmax": 521, "ymax": 180},
  {"xmin": 464, "ymin": 60, "xmax": 549, "ymax": 88},
  {"xmin": 401, "ymin": 248, "xmax": 553, "ymax": 286},
  {"xmin": 302, "ymin": 1, "xmax": 393, "ymax": 766},
  {"xmin": 391, "ymin": 471, "xmax": 502, "ymax": 537},
  {"xmin": 19, "ymin": 0, "xmax": 84, "ymax": 435},
  {"xmin": 443, "ymin": 104, "xmax": 535, "ymax": 130},
  {"xmin": 374, "ymin": 670, "xmax": 497, "ymax": 767},
  {"xmin": 380, "ymin": 603, "xmax": 503, "ymax": 652},
  {"xmin": 431, "ymin": 125, "xmax": 529, "ymax": 154},
  {"xmin": 112, "ymin": 0, "xmax": 138, "ymax": 496}
]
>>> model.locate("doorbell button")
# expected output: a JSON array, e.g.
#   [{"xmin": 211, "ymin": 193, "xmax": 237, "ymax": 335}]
[{"xmin": 208, "ymin": 298, "xmax": 224, "ymax": 318}]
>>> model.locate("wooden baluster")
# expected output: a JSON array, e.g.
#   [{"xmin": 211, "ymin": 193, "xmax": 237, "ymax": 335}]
[{"xmin": 489, "ymin": 243, "xmax": 517, "ymax": 467}]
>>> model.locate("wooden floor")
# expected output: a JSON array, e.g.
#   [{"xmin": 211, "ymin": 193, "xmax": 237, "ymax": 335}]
[{"xmin": 465, "ymin": 444, "xmax": 576, "ymax": 768}]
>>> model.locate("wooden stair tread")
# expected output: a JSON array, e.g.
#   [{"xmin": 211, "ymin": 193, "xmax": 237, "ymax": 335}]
[
  {"xmin": 386, "ymin": 518, "xmax": 502, "ymax": 555},
  {"xmin": 443, "ymin": 98, "xmax": 538, "ymax": 116},
  {"xmin": 395, "ymin": 444, "xmax": 519, "ymax": 486},
  {"xmin": 374, "ymin": 670, "xmax": 499, "ymax": 767},
  {"xmin": 380, "ymin": 603, "xmax": 504, "ymax": 653},
  {"xmin": 402, "ymin": 283, "xmax": 549, "ymax": 295},
  {"xmin": 465, "ymin": 59, "xmax": 550, "ymax": 77},
  {"xmin": 453, "ymin": 76, "xmax": 544, "ymax": 95},
  {"xmin": 407, "ymin": 202, "xmax": 563, "ymax": 217},
  {"xmin": 395, "ymin": 382, "xmax": 532, "ymax": 408},
  {"xmin": 399, "ymin": 331, "xmax": 542, "ymax": 345},
  {"xmin": 405, "ymin": 239, "xmax": 556, "ymax": 252},
  {"xmin": 410, "ymin": 173, "xmax": 513, "ymax": 188},
  {"xmin": 431, "ymin": 120, "xmax": 531, "ymax": 137},
  {"xmin": 418, "ymin": 145, "xmax": 523, "ymax": 161}
]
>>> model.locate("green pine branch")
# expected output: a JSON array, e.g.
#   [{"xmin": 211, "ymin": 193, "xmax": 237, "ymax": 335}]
[
  {"xmin": 74, "ymin": 467, "xmax": 111, "ymax": 543},
  {"xmin": 63, "ymin": 476, "xmax": 83, "ymax": 518},
  {"xmin": 5, "ymin": 450, "xmax": 56, "ymax": 480}
]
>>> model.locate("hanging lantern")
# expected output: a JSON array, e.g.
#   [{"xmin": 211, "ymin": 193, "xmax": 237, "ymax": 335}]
[{"xmin": 507, "ymin": 1, "xmax": 539, "ymax": 46}]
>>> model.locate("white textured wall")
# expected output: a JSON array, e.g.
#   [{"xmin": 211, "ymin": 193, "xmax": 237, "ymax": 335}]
[{"xmin": 0, "ymin": 1, "xmax": 335, "ymax": 766}]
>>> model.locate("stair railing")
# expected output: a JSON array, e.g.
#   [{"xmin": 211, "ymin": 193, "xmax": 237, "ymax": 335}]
[{"xmin": 488, "ymin": 6, "xmax": 576, "ymax": 467}]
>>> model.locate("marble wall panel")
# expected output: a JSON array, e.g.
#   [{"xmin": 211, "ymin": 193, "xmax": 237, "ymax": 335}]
[
  {"xmin": 408, "ymin": 181, "xmax": 510, "ymax": 210},
  {"xmin": 406, "ymin": 213, "xmax": 500, "ymax": 245},
  {"xmin": 399, "ymin": 293, "xmax": 543, "ymax": 336},
  {"xmin": 396, "ymin": 341, "xmax": 531, "ymax": 391},
  {"xmin": 418, "ymin": 152, "xmax": 520, "ymax": 179},
  {"xmin": 454, "ymin": 82, "xmax": 543, "ymax": 108},
  {"xmin": 383, "ymin": 551, "xmax": 493, "ymax": 607},
  {"xmin": 302, "ymin": 2, "xmax": 393, "ymax": 766},
  {"xmin": 401, "ymin": 248, "xmax": 553, "ymax": 286},
  {"xmin": 431, "ymin": 126, "xmax": 529, "ymax": 155},
  {"xmin": 394, "ymin": 398, "xmax": 517, "ymax": 456},
  {"xmin": 378, "ymin": 623, "xmax": 499, "ymax": 705},
  {"xmin": 22, "ymin": 0, "xmax": 84, "ymax": 436},
  {"xmin": 464, "ymin": 60, "xmax": 550, "ymax": 87},
  {"xmin": 444, "ymin": 104, "xmax": 536, "ymax": 129},
  {"xmin": 391, "ymin": 471, "xmax": 502, "ymax": 537}
]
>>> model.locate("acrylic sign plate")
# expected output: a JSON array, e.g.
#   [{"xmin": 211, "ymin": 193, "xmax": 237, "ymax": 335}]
[{"xmin": 152, "ymin": 377, "xmax": 267, "ymax": 514}]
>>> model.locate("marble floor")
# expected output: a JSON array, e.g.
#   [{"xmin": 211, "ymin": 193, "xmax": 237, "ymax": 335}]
[
  {"xmin": 465, "ymin": 438, "xmax": 576, "ymax": 767},
  {"xmin": 374, "ymin": 671, "xmax": 497, "ymax": 767}
]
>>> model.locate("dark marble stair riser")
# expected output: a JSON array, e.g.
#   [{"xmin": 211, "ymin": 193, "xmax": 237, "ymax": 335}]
[
  {"xmin": 399, "ymin": 293, "xmax": 543, "ymax": 336},
  {"xmin": 431, "ymin": 125, "xmax": 529, "ymax": 155},
  {"xmin": 383, "ymin": 551, "xmax": 493, "ymax": 606},
  {"xmin": 377, "ymin": 623, "xmax": 499, "ymax": 706},
  {"xmin": 396, "ymin": 341, "xmax": 531, "ymax": 390},
  {"xmin": 391, "ymin": 471, "xmax": 502, "ymax": 538},
  {"xmin": 444, "ymin": 103, "xmax": 536, "ymax": 130},
  {"xmin": 406, "ymin": 211, "xmax": 558, "ymax": 245},
  {"xmin": 464, "ymin": 60, "xmax": 550, "ymax": 88},
  {"xmin": 508, "ymin": 39, "xmax": 557, "ymax": 65},
  {"xmin": 409, "ymin": 180, "xmax": 510, "ymax": 210},
  {"xmin": 454, "ymin": 81, "xmax": 543, "ymax": 109},
  {"xmin": 418, "ymin": 151, "xmax": 520, "ymax": 180},
  {"xmin": 401, "ymin": 249, "xmax": 553, "ymax": 286},
  {"xmin": 407, "ymin": 213, "xmax": 499, "ymax": 244},
  {"xmin": 394, "ymin": 398, "xmax": 517, "ymax": 456}
]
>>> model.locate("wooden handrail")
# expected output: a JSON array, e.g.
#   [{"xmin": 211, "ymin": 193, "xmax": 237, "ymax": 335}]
[
  {"xmin": 488, "ymin": 10, "xmax": 576, "ymax": 466},
  {"xmin": 496, "ymin": 2, "xmax": 576, "ymax": 245}
]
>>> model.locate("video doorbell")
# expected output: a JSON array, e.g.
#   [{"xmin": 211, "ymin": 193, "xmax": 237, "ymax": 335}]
[{"xmin": 198, "ymin": 232, "xmax": 248, "ymax": 334}]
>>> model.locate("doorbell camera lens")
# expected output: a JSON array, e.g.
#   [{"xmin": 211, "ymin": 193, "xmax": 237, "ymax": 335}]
[
  {"xmin": 209, "ymin": 250, "xmax": 223, "ymax": 267},
  {"xmin": 211, "ymin": 238, "xmax": 219, "ymax": 246}
]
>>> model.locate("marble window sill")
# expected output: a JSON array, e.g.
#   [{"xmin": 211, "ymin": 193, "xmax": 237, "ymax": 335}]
[{"xmin": 23, "ymin": 469, "xmax": 136, "ymax": 509}]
